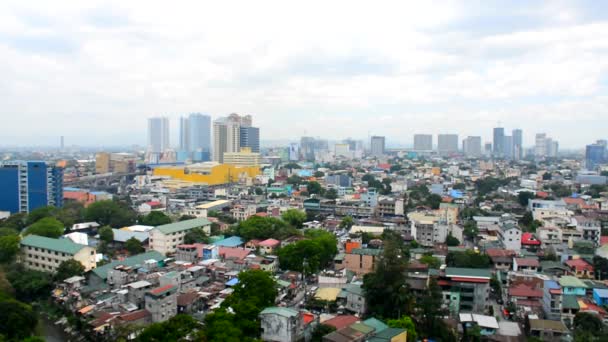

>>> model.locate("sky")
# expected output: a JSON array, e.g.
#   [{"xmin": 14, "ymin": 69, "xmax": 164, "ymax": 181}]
[{"xmin": 1, "ymin": 1, "xmax": 608, "ymax": 149}]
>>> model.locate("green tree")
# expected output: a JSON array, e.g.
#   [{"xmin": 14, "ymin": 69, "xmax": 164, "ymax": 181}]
[
  {"xmin": 0, "ymin": 298, "xmax": 38, "ymax": 341},
  {"xmin": 136, "ymin": 314, "xmax": 199, "ymax": 342},
  {"xmin": 542, "ymin": 172, "xmax": 552, "ymax": 180},
  {"xmin": 306, "ymin": 181, "xmax": 322, "ymax": 194},
  {"xmin": 325, "ymin": 188, "xmax": 338, "ymax": 199},
  {"xmin": 24, "ymin": 217, "xmax": 64, "ymax": 238},
  {"xmin": 314, "ymin": 171, "xmax": 325, "ymax": 178},
  {"xmin": 0, "ymin": 213, "xmax": 28, "ymax": 231},
  {"xmin": 387, "ymin": 316, "xmax": 417, "ymax": 342},
  {"xmin": 98, "ymin": 226, "xmax": 114, "ymax": 243},
  {"xmin": 254, "ymin": 187, "xmax": 264, "ymax": 195},
  {"xmin": 55, "ymin": 259, "xmax": 85, "ymax": 282},
  {"xmin": 6, "ymin": 265, "xmax": 52, "ymax": 302},
  {"xmin": 282, "ymin": 209, "xmax": 307, "ymax": 228},
  {"xmin": 184, "ymin": 227, "xmax": 209, "ymax": 244},
  {"xmin": 0, "ymin": 234, "xmax": 21, "ymax": 263},
  {"xmin": 204, "ymin": 311, "xmax": 245, "ymax": 342},
  {"xmin": 573, "ymin": 312, "xmax": 603, "ymax": 341},
  {"xmin": 463, "ymin": 220, "xmax": 478, "ymax": 240},
  {"xmin": 56, "ymin": 201, "xmax": 86, "ymax": 228},
  {"xmin": 85, "ymin": 200, "xmax": 136, "ymax": 227},
  {"xmin": 278, "ymin": 230, "xmax": 337, "ymax": 273},
  {"xmin": 141, "ymin": 211, "xmax": 172, "ymax": 226},
  {"xmin": 311, "ymin": 324, "xmax": 336, "ymax": 342},
  {"xmin": 125, "ymin": 237, "xmax": 145, "ymax": 255},
  {"xmin": 425, "ymin": 194, "xmax": 442, "ymax": 209},
  {"xmin": 419, "ymin": 254, "xmax": 441, "ymax": 269},
  {"xmin": 446, "ymin": 250, "xmax": 491, "ymax": 268},
  {"xmin": 452, "ymin": 183, "xmax": 466, "ymax": 190},
  {"xmin": 518, "ymin": 191, "xmax": 535, "ymax": 207},
  {"xmin": 178, "ymin": 215, "xmax": 197, "ymax": 221},
  {"xmin": 26, "ymin": 206, "xmax": 58, "ymax": 226},
  {"xmin": 593, "ymin": 256, "xmax": 608, "ymax": 280},
  {"xmin": 339, "ymin": 216, "xmax": 355, "ymax": 229},
  {"xmin": 419, "ymin": 278, "xmax": 446, "ymax": 338},
  {"xmin": 235, "ymin": 216, "xmax": 298, "ymax": 240},
  {"xmin": 445, "ymin": 233, "xmax": 460, "ymax": 246}
]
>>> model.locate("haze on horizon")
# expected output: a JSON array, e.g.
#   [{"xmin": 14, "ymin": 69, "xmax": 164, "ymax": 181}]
[{"xmin": 1, "ymin": 0, "xmax": 608, "ymax": 149}]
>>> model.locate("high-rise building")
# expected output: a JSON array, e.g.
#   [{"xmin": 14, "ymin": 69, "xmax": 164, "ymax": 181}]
[
  {"xmin": 95, "ymin": 152, "xmax": 137, "ymax": 174},
  {"xmin": 223, "ymin": 147, "xmax": 261, "ymax": 167},
  {"xmin": 188, "ymin": 113, "xmax": 211, "ymax": 161},
  {"xmin": 240, "ymin": 126, "xmax": 260, "ymax": 153},
  {"xmin": 484, "ymin": 143, "xmax": 493, "ymax": 157},
  {"xmin": 493, "ymin": 127, "xmax": 504, "ymax": 156},
  {"xmin": 586, "ymin": 143, "xmax": 606, "ymax": 170},
  {"xmin": 213, "ymin": 113, "xmax": 257, "ymax": 163},
  {"xmin": 179, "ymin": 117, "xmax": 190, "ymax": 152},
  {"xmin": 437, "ymin": 134, "xmax": 459, "ymax": 154},
  {"xmin": 414, "ymin": 134, "xmax": 433, "ymax": 151},
  {"xmin": 535, "ymin": 133, "xmax": 547, "ymax": 158},
  {"xmin": 512, "ymin": 129, "xmax": 523, "ymax": 160},
  {"xmin": 148, "ymin": 117, "xmax": 170, "ymax": 153},
  {"xmin": 0, "ymin": 161, "xmax": 63, "ymax": 214},
  {"xmin": 546, "ymin": 139, "xmax": 559, "ymax": 158},
  {"xmin": 370, "ymin": 136, "xmax": 386, "ymax": 156},
  {"xmin": 300, "ymin": 137, "xmax": 316, "ymax": 161},
  {"xmin": 503, "ymin": 135, "xmax": 513, "ymax": 159},
  {"xmin": 288, "ymin": 143, "xmax": 300, "ymax": 161},
  {"xmin": 462, "ymin": 136, "xmax": 482, "ymax": 157}
]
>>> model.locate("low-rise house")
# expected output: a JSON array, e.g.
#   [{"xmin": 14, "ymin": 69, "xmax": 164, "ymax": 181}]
[
  {"xmin": 177, "ymin": 291, "xmax": 204, "ymax": 314},
  {"xmin": 513, "ymin": 258, "xmax": 539, "ymax": 273},
  {"xmin": 344, "ymin": 248, "xmax": 382, "ymax": 275},
  {"xmin": 342, "ymin": 284, "xmax": 366, "ymax": 316},
  {"xmin": 259, "ymin": 238, "xmax": 281, "ymax": 255},
  {"xmin": 565, "ymin": 258, "xmax": 594, "ymax": 278},
  {"xmin": 559, "ymin": 276, "xmax": 588, "ymax": 296},
  {"xmin": 508, "ymin": 283, "xmax": 543, "ymax": 309},
  {"xmin": 573, "ymin": 216, "xmax": 601, "ymax": 246},
  {"xmin": 259, "ymin": 307, "xmax": 304, "ymax": 342},
  {"xmin": 440, "ymin": 268, "xmax": 491, "ymax": 315},
  {"xmin": 145, "ymin": 285, "xmax": 178, "ymax": 323},
  {"xmin": 459, "ymin": 313, "xmax": 499, "ymax": 336},
  {"xmin": 20, "ymin": 235, "xmax": 97, "ymax": 273},
  {"xmin": 528, "ymin": 319, "xmax": 569, "ymax": 342},
  {"xmin": 593, "ymin": 289, "xmax": 608, "ymax": 306},
  {"xmin": 231, "ymin": 204, "xmax": 257, "ymax": 221},
  {"xmin": 543, "ymin": 280, "xmax": 563, "ymax": 321},
  {"xmin": 486, "ymin": 248, "xmax": 515, "ymax": 271}
]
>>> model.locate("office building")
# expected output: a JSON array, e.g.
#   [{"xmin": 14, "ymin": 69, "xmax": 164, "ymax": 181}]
[
  {"xmin": 370, "ymin": 136, "xmax": 386, "ymax": 157},
  {"xmin": 20, "ymin": 235, "xmax": 97, "ymax": 273},
  {"xmin": 484, "ymin": 143, "xmax": 492, "ymax": 157},
  {"xmin": 299, "ymin": 137, "xmax": 328, "ymax": 161},
  {"xmin": 586, "ymin": 143, "xmax": 606, "ymax": 170},
  {"xmin": 223, "ymin": 147, "xmax": 261, "ymax": 167},
  {"xmin": 414, "ymin": 134, "xmax": 433, "ymax": 151},
  {"xmin": 437, "ymin": 134, "xmax": 459, "ymax": 154},
  {"xmin": 546, "ymin": 138, "xmax": 558, "ymax": 158},
  {"xmin": 334, "ymin": 143, "xmax": 351, "ymax": 158},
  {"xmin": 0, "ymin": 161, "xmax": 63, "ymax": 214},
  {"xmin": 462, "ymin": 136, "xmax": 482, "ymax": 157},
  {"xmin": 535, "ymin": 133, "xmax": 547, "ymax": 158},
  {"xmin": 493, "ymin": 127, "xmax": 504, "ymax": 156},
  {"xmin": 512, "ymin": 129, "xmax": 523, "ymax": 160},
  {"xmin": 95, "ymin": 152, "xmax": 137, "ymax": 174},
  {"xmin": 147, "ymin": 117, "xmax": 170, "ymax": 153},
  {"xmin": 288, "ymin": 143, "xmax": 299, "ymax": 161},
  {"xmin": 503, "ymin": 135, "xmax": 513, "ymax": 159},
  {"xmin": 213, "ymin": 113, "xmax": 257, "ymax": 163},
  {"xmin": 188, "ymin": 113, "xmax": 211, "ymax": 161},
  {"xmin": 179, "ymin": 117, "xmax": 190, "ymax": 152}
]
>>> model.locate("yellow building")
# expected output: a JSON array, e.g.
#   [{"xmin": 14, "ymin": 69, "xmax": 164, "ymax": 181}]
[
  {"xmin": 223, "ymin": 147, "xmax": 261, "ymax": 167},
  {"xmin": 152, "ymin": 162, "xmax": 260, "ymax": 185}
]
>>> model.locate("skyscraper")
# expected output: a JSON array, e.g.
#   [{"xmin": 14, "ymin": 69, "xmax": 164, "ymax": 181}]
[
  {"xmin": 586, "ymin": 143, "xmax": 606, "ymax": 170},
  {"xmin": 370, "ymin": 136, "xmax": 386, "ymax": 156},
  {"xmin": 188, "ymin": 113, "xmax": 211, "ymax": 161},
  {"xmin": 0, "ymin": 161, "xmax": 63, "ymax": 214},
  {"xmin": 462, "ymin": 136, "xmax": 482, "ymax": 157},
  {"xmin": 213, "ymin": 113, "xmax": 258, "ymax": 163},
  {"xmin": 148, "ymin": 117, "xmax": 170, "ymax": 153},
  {"xmin": 503, "ymin": 135, "xmax": 513, "ymax": 159},
  {"xmin": 535, "ymin": 133, "xmax": 547, "ymax": 158},
  {"xmin": 512, "ymin": 129, "xmax": 523, "ymax": 160},
  {"xmin": 493, "ymin": 127, "xmax": 504, "ymax": 156},
  {"xmin": 179, "ymin": 116, "xmax": 190, "ymax": 152},
  {"xmin": 413, "ymin": 134, "xmax": 433, "ymax": 151},
  {"xmin": 437, "ymin": 134, "xmax": 459, "ymax": 154}
]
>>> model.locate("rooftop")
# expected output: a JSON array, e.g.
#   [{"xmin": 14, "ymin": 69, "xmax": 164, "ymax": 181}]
[
  {"xmin": 529, "ymin": 319, "xmax": 568, "ymax": 333},
  {"xmin": 260, "ymin": 306, "xmax": 299, "ymax": 318},
  {"xmin": 148, "ymin": 284, "xmax": 176, "ymax": 296},
  {"xmin": 21, "ymin": 235, "xmax": 87, "ymax": 255},
  {"xmin": 559, "ymin": 276, "xmax": 588, "ymax": 289},
  {"xmin": 91, "ymin": 250, "xmax": 164, "ymax": 280},
  {"xmin": 154, "ymin": 218, "xmax": 211, "ymax": 235},
  {"xmin": 350, "ymin": 248, "xmax": 382, "ymax": 256},
  {"xmin": 214, "ymin": 236, "xmax": 245, "ymax": 247},
  {"xmin": 445, "ymin": 267, "xmax": 491, "ymax": 280}
]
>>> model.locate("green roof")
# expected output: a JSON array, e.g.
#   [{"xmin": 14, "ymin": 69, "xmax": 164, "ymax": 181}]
[
  {"xmin": 260, "ymin": 307, "xmax": 299, "ymax": 317},
  {"xmin": 351, "ymin": 248, "xmax": 382, "ymax": 256},
  {"xmin": 350, "ymin": 322, "xmax": 374, "ymax": 334},
  {"xmin": 334, "ymin": 253, "xmax": 345, "ymax": 261},
  {"xmin": 363, "ymin": 318, "xmax": 388, "ymax": 334},
  {"xmin": 277, "ymin": 280, "xmax": 291, "ymax": 288},
  {"xmin": 155, "ymin": 218, "xmax": 211, "ymax": 234},
  {"xmin": 445, "ymin": 267, "xmax": 491, "ymax": 279},
  {"xmin": 91, "ymin": 251, "xmax": 164, "ymax": 280},
  {"xmin": 21, "ymin": 235, "xmax": 87, "ymax": 255},
  {"xmin": 559, "ymin": 276, "xmax": 588, "ymax": 289},
  {"xmin": 368, "ymin": 328, "xmax": 407, "ymax": 341},
  {"xmin": 562, "ymin": 295, "xmax": 580, "ymax": 309},
  {"xmin": 343, "ymin": 283, "xmax": 364, "ymax": 296}
]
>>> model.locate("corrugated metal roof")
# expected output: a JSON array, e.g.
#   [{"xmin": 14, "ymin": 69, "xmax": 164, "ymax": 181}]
[
  {"xmin": 260, "ymin": 306, "xmax": 299, "ymax": 317},
  {"xmin": 155, "ymin": 218, "xmax": 211, "ymax": 234},
  {"xmin": 21, "ymin": 235, "xmax": 87, "ymax": 255},
  {"xmin": 91, "ymin": 251, "xmax": 164, "ymax": 280}
]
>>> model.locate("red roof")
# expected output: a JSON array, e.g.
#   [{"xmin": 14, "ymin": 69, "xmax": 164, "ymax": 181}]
[
  {"xmin": 219, "ymin": 247, "xmax": 252, "ymax": 260},
  {"xmin": 451, "ymin": 277, "xmax": 489, "ymax": 283},
  {"xmin": 601, "ymin": 236, "xmax": 608, "ymax": 246},
  {"xmin": 255, "ymin": 212, "xmax": 268, "ymax": 217},
  {"xmin": 146, "ymin": 201, "xmax": 162, "ymax": 207},
  {"xmin": 150, "ymin": 284, "xmax": 175, "ymax": 295},
  {"xmin": 508, "ymin": 284, "xmax": 543, "ymax": 298},
  {"xmin": 564, "ymin": 197, "xmax": 585, "ymax": 205},
  {"xmin": 377, "ymin": 163, "xmax": 391, "ymax": 170},
  {"xmin": 259, "ymin": 238, "xmax": 280, "ymax": 247},
  {"xmin": 486, "ymin": 248, "xmax": 516, "ymax": 258},
  {"xmin": 303, "ymin": 312, "xmax": 315, "ymax": 325},
  {"xmin": 522, "ymin": 233, "xmax": 541, "ymax": 245},
  {"xmin": 323, "ymin": 315, "xmax": 360, "ymax": 330},
  {"xmin": 565, "ymin": 258, "xmax": 594, "ymax": 272},
  {"xmin": 535, "ymin": 191, "xmax": 549, "ymax": 198},
  {"xmin": 118, "ymin": 310, "xmax": 150, "ymax": 322},
  {"xmin": 515, "ymin": 258, "xmax": 540, "ymax": 267}
]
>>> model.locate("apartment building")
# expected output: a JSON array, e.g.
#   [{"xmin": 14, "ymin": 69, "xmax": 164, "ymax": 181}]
[
  {"xmin": 145, "ymin": 284, "xmax": 178, "ymax": 323},
  {"xmin": 344, "ymin": 248, "xmax": 381, "ymax": 275},
  {"xmin": 20, "ymin": 235, "xmax": 96, "ymax": 273},
  {"xmin": 231, "ymin": 204, "xmax": 257, "ymax": 221},
  {"xmin": 149, "ymin": 218, "xmax": 212, "ymax": 255},
  {"xmin": 440, "ymin": 268, "xmax": 491, "ymax": 316}
]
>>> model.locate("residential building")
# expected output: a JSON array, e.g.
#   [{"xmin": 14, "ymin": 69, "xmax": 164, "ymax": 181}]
[
  {"xmin": 259, "ymin": 307, "xmax": 304, "ymax": 342},
  {"xmin": 149, "ymin": 218, "xmax": 212, "ymax": 255},
  {"xmin": 325, "ymin": 174, "xmax": 352, "ymax": 187},
  {"xmin": 370, "ymin": 136, "xmax": 386, "ymax": 157},
  {"xmin": 240, "ymin": 126, "xmax": 260, "ymax": 153},
  {"xmin": 543, "ymin": 280, "xmax": 562, "ymax": 321},
  {"xmin": 95, "ymin": 152, "xmax": 137, "ymax": 174},
  {"xmin": 20, "ymin": 235, "xmax": 96, "ymax": 273},
  {"xmin": 344, "ymin": 248, "xmax": 382, "ymax": 275},
  {"xmin": 0, "ymin": 161, "xmax": 63, "ymax": 214},
  {"xmin": 148, "ymin": 117, "xmax": 170, "ymax": 153},
  {"xmin": 512, "ymin": 129, "xmax": 523, "ymax": 160},
  {"xmin": 342, "ymin": 284, "xmax": 366, "ymax": 315},
  {"xmin": 462, "ymin": 136, "xmax": 482, "ymax": 157},
  {"xmin": 183, "ymin": 113, "xmax": 212, "ymax": 162},
  {"xmin": 145, "ymin": 285, "xmax": 177, "ymax": 322},
  {"xmin": 585, "ymin": 142, "xmax": 606, "ymax": 170},
  {"xmin": 413, "ymin": 134, "xmax": 433, "ymax": 151},
  {"xmin": 223, "ymin": 147, "xmax": 261, "ymax": 167},
  {"xmin": 437, "ymin": 134, "xmax": 459, "ymax": 155},
  {"xmin": 573, "ymin": 216, "xmax": 601, "ymax": 246},
  {"xmin": 493, "ymin": 127, "xmax": 504, "ymax": 156},
  {"xmin": 441, "ymin": 268, "xmax": 491, "ymax": 315},
  {"xmin": 500, "ymin": 223, "xmax": 521, "ymax": 252},
  {"xmin": 528, "ymin": 319, "xmax": 569, "ymax": 342},
  {"xmin": 231, "ymin": 204, "xmax": 257, "ymax": 221},
  {"xmin": 213, "ymin": 113, "xmax": 256, "ymax": 163},
  {"xmin": 535, "ymin": 133, "xmax": 547, "ymax": 158}
]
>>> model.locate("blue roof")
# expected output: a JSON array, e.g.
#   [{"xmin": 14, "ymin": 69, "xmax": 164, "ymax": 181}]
[
  {"xmin": 214, "ymin": 236, "xmax": 244, "ymax": 247},
  {"xmin": 63, "ymin": 187, "xmax": 83, "ymax": 191},
  {"xmin": 90, "ymin": 191, "xmax": 110, "ymax": 196},
  {"xmin": 226, "ymin": 278, "xmax": 239, "ymax": 286},
  {"xmin": 545, "ymin": 280, "xmax": 560, "ymax": 290},
  {"xmin": 450, "ymin": 189, "xmax": 464, "ymax": 198},
  {"xmin": 594, "ymin": 289, "xmax": 608, "ymax": 298}
]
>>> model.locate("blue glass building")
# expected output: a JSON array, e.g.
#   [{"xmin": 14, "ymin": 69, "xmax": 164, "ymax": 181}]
[
  {"xmin": 586, "ymin": 144, "xmax": 606, "ymax": 170},
  {"xmin": 0, "ymin": 161, "xmax": 63, "ymax": 213}
]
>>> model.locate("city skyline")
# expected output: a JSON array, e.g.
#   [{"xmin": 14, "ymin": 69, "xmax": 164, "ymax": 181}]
[{"xmin": 2, "ymin": 2, "xmax": 608, "ymax": 148}]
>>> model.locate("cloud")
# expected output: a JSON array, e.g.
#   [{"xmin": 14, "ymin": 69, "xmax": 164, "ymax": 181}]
[{"xmin": 0, "ymin": 0, "xmax": 607, "ymax": 148}]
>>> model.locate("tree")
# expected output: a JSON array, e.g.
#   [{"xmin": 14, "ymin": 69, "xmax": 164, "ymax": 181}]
[
  {"xmin": 282, "ymin": 209, "xmax": 307, "ymax": 228},
  {"xmin": 125, "ymin": 237, "xmax": 145, "ymax": 255},
  {"xmin": 24, "ymin": 217, "xmax": 64, "ymax": 238},
  {"xmin": 573, "ymin": 312, "xmax": 603, "ymax": 337},
  {"xmin": 452, "ymin": 183, "xmax": 466, "ymax": 190},
  {"xmin": 306, "ymin": 181, "xmax": 322, "ymax": 194},
  {"xmin": 463, "ymin": 220, "xmax": 478, "ymax": 240},
  {"xmin": 518, "ymin": 191, "xmax": 535, "ymax": 207},
  {"xmin": 0, "ymin": 298, "xmax": 38, "ymax": 341},
  {"xmin": 6, "ymin": 265, "xmax": 52, "ymax": 302},
  {"xmin": 178, "ymin": 215, "xmax": 196, "ymax": 221},
  {"xmin": 594, "ymin": 256, "xmax": 608, "ymax": 280},
  {"xmin": 141, "ymin": 211, "xmax": 172, "ymax": 226},
  {"xmin": 26, "ymin": 206, "xmax": 58, "ymax": 225},
  {"xmin": 446, "ymin": 250, "xmax": 491, "ymax": 268},
  {"xmin": 419, "ymin": 278, "xmax": 446, "ymax": 338},
  {"xmin": 339, "ymin": 216, "xmax": 354, "ymax": 229},
  {"xmin": 278, "ymin": 230, "xmax": 337, "ymax": 273},
  {"xmin": 98, "ymin": 226, "xmax": 114, "ymax": 243},
  {"xmin": 85, "ymin": 200, "xmax": 136, "ymax": 227},
  {"xmin": 314, "ymin": 171, "xmax": 325, "ymax": 178},
  {"xmin": 419, "ymin": 254, "xmax": 441, "ymax": 269},
  {"xmin": 387, "ymin": 316, "xmax": 417, "ymax": 342},
  {"xmin": 55, "ymin": 259, "xmax": 85, "ymax": 282},
  {"xmin": 542, "ymin": 172, "xmax": 552, "ymax": 180},
  {"xmin": 311, "ymin": 324, "xmax": 336, "ymax": 342},
  {"xmin": 254, "ymin": 187, "xmax": 264, "ymax": 195},
  {"xmin": 0, "ymin": 212, "xmax": 28, "ymax": 231},
  {"xmin": 136, "ymin": 314, "xmax": 199, "ymax": 342},
  {"xmin": 325, "ymin": 188, "xmax": 338, "ymax": 199},
  {"xmin": 363, "ymin": 232, "xmax": 411, "ymax": 319},
  {"xmin": 445, "ymin": 233, "xmax": 460, "ymax": 246},
  {"xmin": 235, "ymin": 216, "xmax": 298, "ymax": 241},
  {"xmin": 0, "ymin": 234, "xmax": 20, "ymax": 263},
  {"xmin": 425, "ymin": 194, "xmax": 443, "ymax": 209},
  {"xmin": 184, "ymin": 227, "xmax": 209, "ymax": 244}
]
